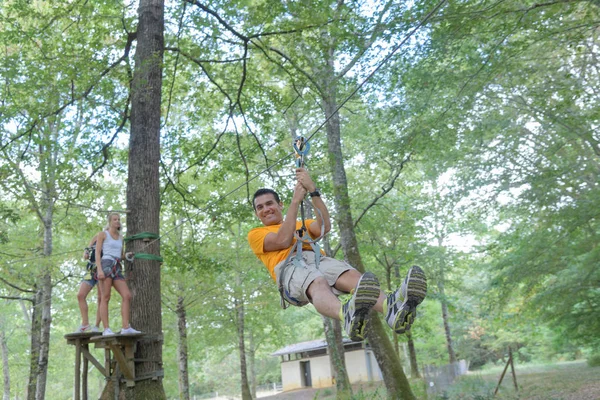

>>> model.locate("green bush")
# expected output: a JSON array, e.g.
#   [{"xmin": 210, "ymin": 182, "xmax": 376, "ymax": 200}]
[{"xmin": 587, "ymin": 354, "xmax": 600, "ymax": 367}]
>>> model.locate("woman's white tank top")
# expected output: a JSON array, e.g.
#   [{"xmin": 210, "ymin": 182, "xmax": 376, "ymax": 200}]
[{"xmin": 102, "ymin": 230, "xmax": 123, "ymax": 259}]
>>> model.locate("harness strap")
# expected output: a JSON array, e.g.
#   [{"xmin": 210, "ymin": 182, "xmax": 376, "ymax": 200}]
[
  {"xmin": 278, "ymin": 136, "xmax": 327, "ymax": 309},
  {"xmin": 277, "ymin": 207, "xmax": 326, "ymax": 309}
]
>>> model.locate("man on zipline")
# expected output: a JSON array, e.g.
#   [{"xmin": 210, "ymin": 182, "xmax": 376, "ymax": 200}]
[{"xmin": 248, "ymin": 167, "xmax": 427, "ymax": 341}]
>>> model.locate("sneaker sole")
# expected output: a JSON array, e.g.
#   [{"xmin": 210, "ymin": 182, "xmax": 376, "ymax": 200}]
[
  {"xmin": 349, "ymin": 272, "xmax": 380, "ymax": 341},
  {"xmin": 393, "ymin": 266, "xmax": 427, "ymax": 334},
  {"xmin": 405, "ymin": 265, "xmax": 427, "ymax": 306}
]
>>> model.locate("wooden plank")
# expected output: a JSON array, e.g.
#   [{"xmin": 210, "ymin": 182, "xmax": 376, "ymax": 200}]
[
  {"xmin": 108, "ymin": 344, "xmax": 134, "ymax": 380},
  {"xmin": 81, "ymin": 346, "xmax": 108, "ymax": 377}
]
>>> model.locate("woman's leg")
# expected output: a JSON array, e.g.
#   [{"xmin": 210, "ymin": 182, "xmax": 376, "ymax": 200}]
[
  {"xmin": 94, "ymin": 285, "xmax": 102, "ymax": 328},
  {"xmin": 76, "ymin": 282, "xmax": 93, "ymax": 326},
  {"xmin": 98, "ymin": 278, "xmax": 113, "ymax": 330},
  {"xmin": 112, "ymin": 279, "xmax": 132, "ymax": 329}
]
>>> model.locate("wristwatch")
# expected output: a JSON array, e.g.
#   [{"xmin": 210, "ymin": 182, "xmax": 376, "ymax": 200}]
[{"xmin": 309, "ymin": 189, "xmax": 321, "ymax": 198}]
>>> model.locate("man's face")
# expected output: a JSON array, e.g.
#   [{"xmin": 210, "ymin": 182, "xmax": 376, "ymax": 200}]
[{"xmin": 254, "ymin": 193, "xmax": 284, "ymax": 226}]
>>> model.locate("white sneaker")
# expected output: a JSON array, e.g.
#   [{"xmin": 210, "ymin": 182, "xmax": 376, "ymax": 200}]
[
  {"xmin": 76, "ymin": 324, "xmax": 91, "ymax": 333},
  {"xmin": 341, "ymin": 272, "xmax": 380, "ymax": 341},
  {"xmin": 91, "ymin": 325, "xmax": 101, "ymax": 333},
  {"xmin": 385, "ymin": 265, "xmax": 427, "ymax": 334},
  {"xmin": 102, "ymin": 328, "xmax": 116, "ymax": 336},
  {"xmin": 120, "ymin": 326, "xmax": 141, "ymax": 335}
]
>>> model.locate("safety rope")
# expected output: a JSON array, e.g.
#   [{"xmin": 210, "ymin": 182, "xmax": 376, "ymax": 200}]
[
  {"xmin": 278, "ymin": 137, "xmax": 326, "ymax": 309},
  {"xmin": 124, "ymin": 232, "xmax": 160, "ymax": 241},
  {"xmin": 124, "ymin": 232, "xmax": 164, "ymax": 263}
]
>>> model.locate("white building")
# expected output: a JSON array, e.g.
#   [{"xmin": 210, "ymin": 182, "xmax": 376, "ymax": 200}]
[{"xmin": 272, "ymin": 339, "xmax": 383, "ymax": 392}]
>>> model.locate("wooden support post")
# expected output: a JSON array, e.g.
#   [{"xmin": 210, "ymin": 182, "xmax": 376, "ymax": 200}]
[
  {"xmin": 74, "ymin": 338, "xmax": 81, "ymax": 400},
  {"xmin": 82, "ymin": 342, "xmax": 89, "ymax": 400},
  {"xmin": 91, "ymin": 333, "xmax": 144, "ymax": 390},
  {"xmin": 82, "ymin": 347, "xmax": 107, "ymax": 377},
  {"xmin": 108, "ymin": 343, "xmax": 134, "ymax": 380},
  {"xmin": 509, "ymin": 347, "xmax": 518, "ymax": 391},
  {"xmin": 65, "ymin": 332, "xmax": 103, "ymax": 400},
  {"xmin": 494, "ymin": 347, "xmax": 518, "ymax": 396},
  {"xmin": 68, "ymin": 332, "xmax": 146, "ymax": 395},
  {"xmin": 125, "ymin": 341, "xmax": 136, "ymax": 387}
]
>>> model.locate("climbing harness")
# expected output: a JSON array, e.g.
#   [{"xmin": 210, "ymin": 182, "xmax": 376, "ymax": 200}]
[{"xmin": 278, "ymin": 137, "xmax": 326, "ymax": 309}]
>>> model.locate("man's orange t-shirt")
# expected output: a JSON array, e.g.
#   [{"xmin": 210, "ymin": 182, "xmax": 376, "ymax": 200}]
[{"xmin": 248, "ymin": 220, "xmax": 320, "ymax": 281}]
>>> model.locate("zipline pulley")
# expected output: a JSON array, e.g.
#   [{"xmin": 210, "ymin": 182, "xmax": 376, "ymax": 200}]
[{"xmin": 293, "ymin": 136, "xmax": 310, "ymax": 169}]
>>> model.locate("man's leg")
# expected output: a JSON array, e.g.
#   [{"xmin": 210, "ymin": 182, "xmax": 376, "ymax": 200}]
[
  {"xmin": 307, "ymin": 277, "xmax": 342, "ymax": 319},
  {"xmin": 335, "ymin": 268, "xmax": 387, "ymax": 312}
]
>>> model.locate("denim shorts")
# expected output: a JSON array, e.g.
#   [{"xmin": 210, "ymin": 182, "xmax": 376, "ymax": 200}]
[
  {"xmin": 100, "ymin": 258, "xmax": 125, "ymax": 281},
  {"xmin": 81, "ymin": 264, "xmax": 98, "ymax": 287},
  {"xmin": 81, "ymin": 275, "xmax": 98, "ymax": 288}
]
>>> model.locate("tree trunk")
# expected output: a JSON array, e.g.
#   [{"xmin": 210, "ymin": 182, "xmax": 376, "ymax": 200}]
[
  {"xmin": 118, "ymin": 0, "xmax": 166, "ymax": 397},
  {"xmin": 406, "ymin": 332, "xmax": 421, "ymax": 378},
  {"xmin": 35, "ymin": 269, "xmax": 52, "ymax": 400},
  {"xmin": 235, "ymin": 297, "xmax": 252, "ymax": 400},
  {"xmin": 439, "ymin": 280, "xmax": 457, "ymax": 364},
  {"xmin": 321, "ymin": 237, "xmax": 353, "ymax": 397},
  {"xmin": 1, "ymin": 326, "xmax": 10, "ymax": 400},
  {"xmin": 320, "ymin": 69, "xmax": 416, "ymax": 399},
  {"xmin": 433, "ymin": 199, "xmax": 457, "ymax": 366},
  {"xmin": 26, "ymin": 290, "xmax": 41, "ymax": 400},
  {"xmin": 322, "ymin": 317, "xmax": 352, "ymax": 399},
  {"xmin": 176, "ymin": 296, "xmax": 190, "ymax": 400},
  {"xmin": 36, "ymin": 210, "xmax": 54, "ymax": 400},
  {"xmin": 248, "ymin": 331, "xmax": 257, "ymax": 399}
]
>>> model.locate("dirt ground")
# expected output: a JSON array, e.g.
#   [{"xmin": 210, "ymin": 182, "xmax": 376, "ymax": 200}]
[{"xmin": 259, "ymin": 387, "xmax": 323, "ymax": 400}]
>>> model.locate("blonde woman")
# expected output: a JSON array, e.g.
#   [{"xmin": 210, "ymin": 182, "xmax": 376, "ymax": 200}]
[{"xmin": 95, "ymin": 212, "xmax": 141, "ymax": 336}]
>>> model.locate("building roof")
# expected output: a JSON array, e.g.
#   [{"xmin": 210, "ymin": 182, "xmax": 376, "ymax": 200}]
[{"xmin": 271, "ymin": 338, "xmax": 357, "ymax": 357}]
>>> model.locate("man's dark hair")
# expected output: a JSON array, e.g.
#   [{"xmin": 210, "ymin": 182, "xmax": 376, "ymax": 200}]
[{"xmin": 252, "ymin": 188, "xmax": 280, "ymax": 210}]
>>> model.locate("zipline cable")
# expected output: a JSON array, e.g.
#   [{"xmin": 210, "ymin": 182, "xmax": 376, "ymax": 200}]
[
  {"xmin": 130, "ymin": 0, "xmax": 449, "ymax": 254},
  {"xmin": 0, "ymin": 0, "xmax": 448, "ymax": 269}
]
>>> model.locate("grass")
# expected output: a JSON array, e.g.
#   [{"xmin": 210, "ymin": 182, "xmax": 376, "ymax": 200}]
[
  {"xmin": 438, "ymin": 360, "xmax": 600, "ymax": 400},
  {"xmin": 310, "ymin": 360, "xmax": 600, "ymax": 400}
]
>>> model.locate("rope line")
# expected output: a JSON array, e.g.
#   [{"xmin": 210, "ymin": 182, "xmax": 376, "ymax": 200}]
[{"xmin": 127, "ymin": 0, "xmax": 448, "ymax": 257}]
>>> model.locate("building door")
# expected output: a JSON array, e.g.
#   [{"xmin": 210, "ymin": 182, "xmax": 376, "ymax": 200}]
[{"xmin": 300, "ymin": 361, "xmax": 312, "ymax": 387}]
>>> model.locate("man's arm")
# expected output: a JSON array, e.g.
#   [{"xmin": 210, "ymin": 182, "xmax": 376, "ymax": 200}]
[
  {"xmin": 296, "ymin": 168, "xmax": 331, "ymax": 237},
  {"xmin": 263, "ymin": 182, "xmax": 306, "ymax": 252}
]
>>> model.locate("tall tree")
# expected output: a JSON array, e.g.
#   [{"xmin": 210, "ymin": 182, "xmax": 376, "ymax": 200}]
[
  {"xmin": 120, "ymin": 0, "xmax": 166, "ymax": 397},
  {"xmin": 1, "ymin": 321, "xmax": 9, "ymax": 400}
]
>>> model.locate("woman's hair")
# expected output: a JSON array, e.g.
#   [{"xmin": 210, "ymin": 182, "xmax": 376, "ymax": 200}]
[{"xmin": 104, "ymin": 212, "xmax": 121, "ymax": 231}]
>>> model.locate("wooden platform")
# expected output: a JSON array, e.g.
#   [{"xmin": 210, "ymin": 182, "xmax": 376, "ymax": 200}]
[{"xmin": 65, "ymin": 331, "xmax": 145, "ymax": 399}]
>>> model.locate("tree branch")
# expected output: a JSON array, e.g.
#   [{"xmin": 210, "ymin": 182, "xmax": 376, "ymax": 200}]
[
  {"xmin": 0, "ymin": 295, "xmax": 33, "ymax": 302},
  {"xmin": 0, "ymin": 276, "xmax": 35, "ymax": 293}
]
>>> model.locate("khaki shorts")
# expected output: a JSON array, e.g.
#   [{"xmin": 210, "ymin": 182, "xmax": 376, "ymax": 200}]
[{"xmin": 274, "ymin": 251, "xmax": 354, "ymax": 307}]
